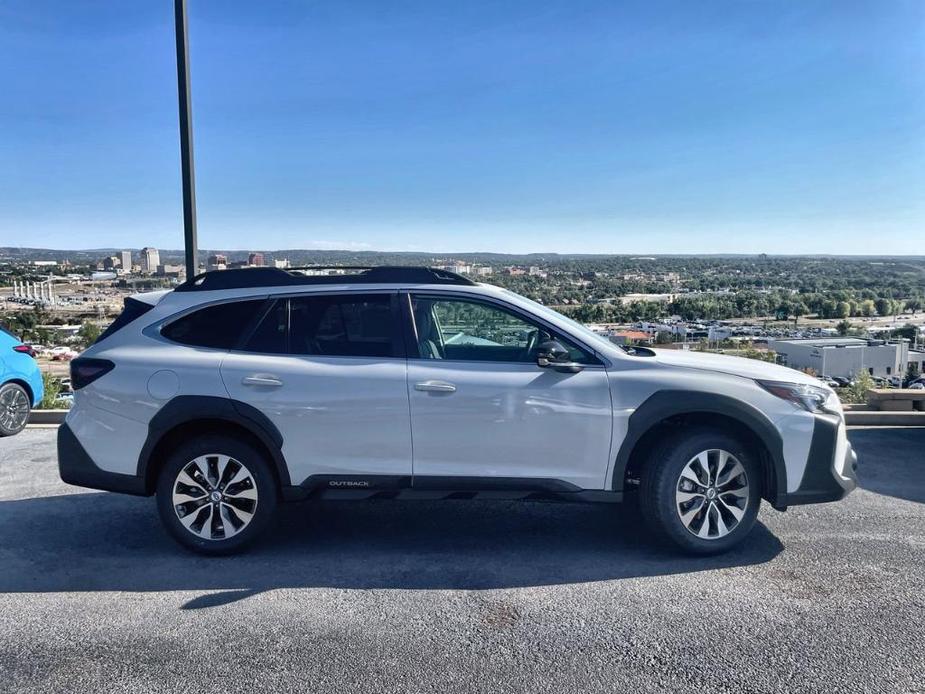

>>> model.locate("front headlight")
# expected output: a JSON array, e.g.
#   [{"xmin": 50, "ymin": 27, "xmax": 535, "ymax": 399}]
[{"xmin": 757, "ymin": 380, "xmax": 832, "ymax": 413}]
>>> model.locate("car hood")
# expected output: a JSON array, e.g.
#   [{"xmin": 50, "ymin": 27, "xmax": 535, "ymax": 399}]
[{"xmin": 648, "ymin": 348, "xmax": 826, "ymax": 386}]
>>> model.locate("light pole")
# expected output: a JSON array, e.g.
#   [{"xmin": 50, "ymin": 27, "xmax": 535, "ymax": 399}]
[{"xmin": 174, "ymin": 0, "xmax": 198, "ymax": 279}]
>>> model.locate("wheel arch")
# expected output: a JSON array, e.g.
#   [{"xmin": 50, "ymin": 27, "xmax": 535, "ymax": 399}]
[
  {"xmin": 137, "ymin": 396, "xmax": 290, "ymax": 495},
  {"xmin": 614, "ymin": 391, "xmax": 787, "ymax": 507}
]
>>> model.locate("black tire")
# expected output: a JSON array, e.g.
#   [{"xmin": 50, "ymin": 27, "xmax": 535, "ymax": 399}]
[
  {"xmin": 156, "ymin": 434, "xmax": 279, "ymax": 555},
  {"xmin": 639, "ymin": 428, "xmax": 762, "ymax": 555},
  {"xmin": 0, "ymin": 382, "xmax": 31, "ymax": 437}
]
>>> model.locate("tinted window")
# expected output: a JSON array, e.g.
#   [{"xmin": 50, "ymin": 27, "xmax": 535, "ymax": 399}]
[
  {"xmin": 289, "ymin": 294, "xmax": 395, "ymax": 358},
  {"xmin": 412, "ymin": 296, "xmax": 591, "ymax": 363},
  {"xmin": 163, "ymin": 300, "xmax": 264, "ymax": 349},
  {"xmin": 245, "ymin": 300, "xmax": 288, "ymax": 354}
]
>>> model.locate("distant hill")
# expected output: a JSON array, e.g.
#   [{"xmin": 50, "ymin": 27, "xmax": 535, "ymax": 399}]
[{"xmin": 1, "ymin": 247, "xmax": 923, "ymax": 265}]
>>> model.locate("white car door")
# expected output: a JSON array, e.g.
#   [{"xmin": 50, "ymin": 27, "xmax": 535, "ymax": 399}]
[
  {"xmin": 221, "ymin": 292, "xmax": 412, "ymax": 486},
  {"xmin": 405, "ymin": 293, "xmax": 613, "ymax": 490}
]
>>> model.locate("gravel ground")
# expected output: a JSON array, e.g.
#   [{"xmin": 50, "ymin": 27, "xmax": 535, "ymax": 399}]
[{"xmin": 0, "ymin": 427, "xmax": 923, "ymax": 693}]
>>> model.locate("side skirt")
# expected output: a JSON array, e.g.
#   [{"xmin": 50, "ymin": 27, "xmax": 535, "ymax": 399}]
[{"xmin": 282, "ymin": 475, "xmax": 622, "ymax": 504}]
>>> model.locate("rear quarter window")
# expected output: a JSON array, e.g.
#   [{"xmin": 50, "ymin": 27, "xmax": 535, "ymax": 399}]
[{"xmin": 162, "ymin": 299, "xmax": 265, "ymax": 349}]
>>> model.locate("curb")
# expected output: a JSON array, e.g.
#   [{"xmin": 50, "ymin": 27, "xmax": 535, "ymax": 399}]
[
  {"xmin": 28, "ymin": 409, "xmax": 69, "ymax": 425},
  {"xmin": 843, "ymin": 411, "xmax": 925, "ymax": 427}
]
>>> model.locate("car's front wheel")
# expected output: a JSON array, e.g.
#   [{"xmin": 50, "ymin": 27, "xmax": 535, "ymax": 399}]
[
  {"xmin": 156, "ymin": 435, "xmax": 278, "ymax": 555},
  {"xmin": 0, "ymin": 382, "xmax": 31, "ymax": 437},
  {"xmin": 639, "ymin": 429, "xmax": 761, "ymax": 554}
]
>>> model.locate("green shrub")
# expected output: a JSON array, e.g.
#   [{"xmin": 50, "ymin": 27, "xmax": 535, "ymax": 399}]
[
  {"xmin": 839, "ymin": 371, "xmax": 875, "ymax": 405},
  {"xmin": 38, "ymin": 370, "xmax": 70, "ymax": 410}
]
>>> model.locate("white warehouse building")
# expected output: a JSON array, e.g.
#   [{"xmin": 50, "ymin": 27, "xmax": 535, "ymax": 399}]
[{"xmin": 769, "ymin": 338, "xmax": 914, "ymax": 380}]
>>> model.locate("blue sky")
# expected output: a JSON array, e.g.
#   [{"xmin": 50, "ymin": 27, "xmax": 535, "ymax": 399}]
[{"xmin": 1, "ymin": 0, "xmax": 923, "ymax": 254}]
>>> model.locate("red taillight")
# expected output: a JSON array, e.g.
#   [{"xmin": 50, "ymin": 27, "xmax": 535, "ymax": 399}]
[
  {"xmin": 70, "ymin": 358, "xmax": 115, "ymax": 390},
  {"xmin": 13, "ymin": 344, "xmax": 36, "ymax": 358}
]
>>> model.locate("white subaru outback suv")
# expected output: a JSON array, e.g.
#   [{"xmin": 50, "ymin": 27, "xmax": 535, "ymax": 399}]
[{"xmin": 58, "ymin": 266, "xmax": 857, "ymax": 555}]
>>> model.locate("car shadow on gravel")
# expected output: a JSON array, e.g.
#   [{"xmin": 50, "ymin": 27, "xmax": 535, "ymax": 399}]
[{"xmin": 0, "ymin": 491, "xmax": 782, "ymax": 608}]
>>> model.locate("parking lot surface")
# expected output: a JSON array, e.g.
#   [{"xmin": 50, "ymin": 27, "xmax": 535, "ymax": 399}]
[{"xmin": 1, "ymin": 427, "xmax": 923, "ymax": 693}]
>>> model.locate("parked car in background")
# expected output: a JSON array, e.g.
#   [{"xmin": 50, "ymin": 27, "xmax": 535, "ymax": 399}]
[
  {"xmin": 50, "ymin": 347, "xmax": 79, "ymax": 361},
  {"xmin": 0, "ymin": 324, "xmax": 43, "ymax": 436},
  {"xmin": 58, "ymin": 267, "xmax": 858, "ymax": 555}
]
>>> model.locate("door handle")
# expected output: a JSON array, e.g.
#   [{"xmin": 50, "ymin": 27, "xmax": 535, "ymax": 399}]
[
  {"xmin": 242, "ymin": 375, "xmax": 283, "ymax": 387},
  {"xmin": 414, "ymin": 380, "xmax": 456, "ymax": 393}
]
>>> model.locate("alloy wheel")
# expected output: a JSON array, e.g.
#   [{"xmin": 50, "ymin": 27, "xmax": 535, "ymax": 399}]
[
  {"xmin": 0, "ymin": 387, "xmax": 30, "ymax": 433},
  {"xmin": 675, "ymin": 449, "xmax": 749, "ymax": 540},
  {"xmin": 172, "ymin": 454, "xmax": 258, "ymax": 540}
]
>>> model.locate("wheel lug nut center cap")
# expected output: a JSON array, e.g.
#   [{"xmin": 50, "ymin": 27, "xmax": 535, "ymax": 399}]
[
  {"xmin": 706, "ymin": 488, "xmax": 717, "ymax": 500},
  {"xmin": 210, "ymin": 491, "xmax": 222, "ymax": 502}
]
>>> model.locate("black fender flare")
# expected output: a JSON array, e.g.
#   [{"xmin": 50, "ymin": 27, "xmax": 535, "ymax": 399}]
[
  {"xmin": 611, "ymin": 390, "xmax": 788, "ymax": 506},
  {"xmin": 136, "ymin": 395, "xmax": 290, "ymax": 492}
]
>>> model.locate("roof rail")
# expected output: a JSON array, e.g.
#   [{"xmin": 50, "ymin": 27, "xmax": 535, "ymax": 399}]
[{"xmin": 174, "ymin": 265, "xmax": 477, "ymax": 292}]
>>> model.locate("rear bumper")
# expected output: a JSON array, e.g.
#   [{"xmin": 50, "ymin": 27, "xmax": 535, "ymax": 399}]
[
  {"xmin": 777, "ymin": 413, "xmax": 858, "ymax": 507},
  {"xmin": 57, "ymin": 422, "xmax": 148, "ymax": 496}
]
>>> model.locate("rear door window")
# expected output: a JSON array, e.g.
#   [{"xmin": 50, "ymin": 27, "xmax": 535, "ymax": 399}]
[
  {"xmin": 244, "ymin": 300, "xmax": 288, "ymax": 354},
  {"xmin": 289, "ymin": 294, "xmax": 397, "ymax": 358}
]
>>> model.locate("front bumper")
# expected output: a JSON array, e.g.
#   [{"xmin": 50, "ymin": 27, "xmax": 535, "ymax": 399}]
[
  {"xmin": 58, "ymin": 422, "xmax": 148, "ymax": 496},
  {"xmin": 777, "ymin": 413, "xmax": 858, "ymax": 507}
]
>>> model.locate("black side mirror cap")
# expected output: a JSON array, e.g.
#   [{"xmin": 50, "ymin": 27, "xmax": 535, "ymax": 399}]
[{"xmin": 536, "ymin": 340, "xmax": 583, "ymax": 373}]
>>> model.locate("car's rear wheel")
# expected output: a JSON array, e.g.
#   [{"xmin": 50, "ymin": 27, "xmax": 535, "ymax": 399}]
[
  {"xmin": 156, "ymin": 435, "xmax": 278, "ymax": 555},
  {"xmin": 0, "ymin": 382, "xmax": 31, "ymax": 437},
  {"xmin": 639, "ymin": 429, "xmax": 761, "ymax": 554}
]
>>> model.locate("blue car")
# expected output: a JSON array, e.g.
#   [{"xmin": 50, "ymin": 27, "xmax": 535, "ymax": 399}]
[{"xmin": 0, "ymin": 324, "xmax": 43, "ymax": 436}]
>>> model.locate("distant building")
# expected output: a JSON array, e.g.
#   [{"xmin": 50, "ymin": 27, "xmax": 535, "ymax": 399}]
[
  {"xmin": 102, "ymin": 256, "xmax": 118, "ymax": 271},
  {"xmin": 156, "ymin": 264, "xmax": 184, "ymax": 278},
  {"xmin": 635, "ymin": 320, "xmax": 689, "ymax": 339},
  {"xmin": 609, "ymin": 331, "xmax": 653, "ymax": 346},
  {"xmin": 141, "ymin": 247, "xmax": 160, "ymax": 274},
  {"xmin": 36, "ymin": 324, "xmax": 82, "ymax": 340},
  {"xmin": 619, "ymin": 293, "xmax": 675, "ymax": 305},
  {"xmin": 207, "ymin": 253, "xmax": 227, "ymax": 271},
  {"xmin": 770, "ymin": 338, "xmax": 911, "ymax": 380},
  {"xmin": 248, "ymin": 252, "xmax": 265, "ymax": 267},
  {"xmin": 120, "ymin": 251, "xmax": 132, "ymax": 273},
  {"xmin": 906, "ymin": 349, "xmax": 925, "ymax": 377},
  {"xmin": 708, "ymin": 326, "xmax": 734, "ymax": 342}
]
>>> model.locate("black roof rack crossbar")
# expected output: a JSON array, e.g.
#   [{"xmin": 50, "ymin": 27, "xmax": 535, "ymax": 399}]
[{"xmin": 175, "ymin": 265, "xmax": 476, "ymax": 292}]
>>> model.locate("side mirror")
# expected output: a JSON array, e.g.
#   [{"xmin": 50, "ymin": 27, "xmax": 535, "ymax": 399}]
[{"xmin": 536, "ymin": 340, "xmax": 583, "ymax": 373}]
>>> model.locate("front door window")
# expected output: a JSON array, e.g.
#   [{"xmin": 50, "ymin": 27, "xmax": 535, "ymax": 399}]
[{"xmin": 411, "ymin": 296, "xmax": 590, "ymax": 364}]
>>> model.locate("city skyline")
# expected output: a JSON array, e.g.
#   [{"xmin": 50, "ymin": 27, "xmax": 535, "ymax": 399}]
[
  {"xmin": 1, "ymin": 1, "xmax": 923, "ymax": 254},
  {"xmin": 4, "ymin": 245, "xmax": 925, "ymax": 261}
]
